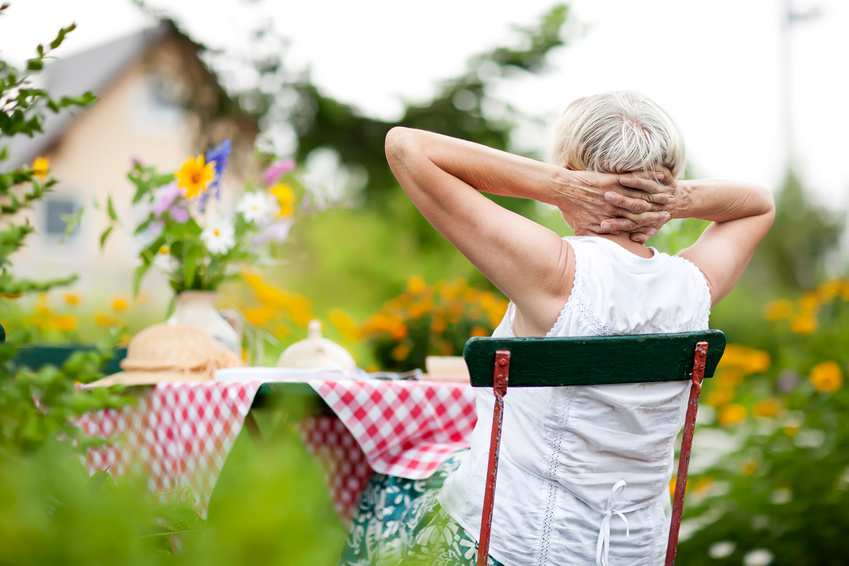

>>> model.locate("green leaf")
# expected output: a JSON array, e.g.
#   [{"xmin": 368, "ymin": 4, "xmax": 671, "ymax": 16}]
[
  {"xmin": 98, "ymin": 226, "xmax": 113, "ymax": 250},
  {"xmin": 60, "ymin": 207, "xmax": 83, "ymax": 238},
  {"xmin": 25, "ymin": 58, "xmax": 43, "ymax": 72},
  {"xmin": 106, "ymin": 194, "xmax": 118, "ymax": 222},
  {"xmin": 182, "ymin": 244, "xmax": 201, "ymax": 289},
  {"xmin": 132, "ymin": 260, "xmax": 151, "ymax": 296}
]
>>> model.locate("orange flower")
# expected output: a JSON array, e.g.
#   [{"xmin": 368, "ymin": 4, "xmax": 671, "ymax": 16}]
[
  {"xmin": 764, "ymin": 299, "xmax": 792, "ymax": 321},
  {"xmin": 753, "ymin": 398, "xmax": 782, "ymax": 418},
  {"xmin": 810, "ymin": 361, "xmax": 843, "ymax": 393},
  {"xmin": 406, "ymin": 275, "xmax": 428, "ymax": 295},
  {"xmin": 718, "ymin": 404, "xmax": 746, "ymax": 426},
  {"xmin": 63, "ymin": 292, "xmax": 81, "ymax": 307},
  {"xmin": 790, "ymin": 313, "xmax": 816, "ymax": 335},
  {"xmin": 391, "ymin": 342, "xmax": 412, "ymax": 362},
  {"xmin": 111, "ymin": 297, "xmax": 129, "ymax": 312}
]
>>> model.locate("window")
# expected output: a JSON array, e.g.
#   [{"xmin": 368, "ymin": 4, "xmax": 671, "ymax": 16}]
[
  {"xmin": 133, "ymin": 74, "xmax": 183, "ymax": 131},
  {"xmin": 43, "ymin": 195, "xmax": 81, "ymax": 239}
]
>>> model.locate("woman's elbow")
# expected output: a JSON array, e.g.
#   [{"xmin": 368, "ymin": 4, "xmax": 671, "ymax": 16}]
[
  {"xmin": 757, "ymin": 185, "xmax": 776, "ymax": 220},
  {"xmin": 385, "ymin": 126, "xmax": 418, "ymax": 165}
]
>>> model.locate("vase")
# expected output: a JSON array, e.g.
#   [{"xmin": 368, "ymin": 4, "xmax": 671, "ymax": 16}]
[{"xmin": 168, "ymin": 291, "xmax": 241, "ymax": 355}]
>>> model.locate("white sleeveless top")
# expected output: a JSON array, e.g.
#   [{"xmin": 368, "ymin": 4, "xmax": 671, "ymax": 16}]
[{"xmin": 439, "ymin": 236, "xmax": 711, "ymax": 566}]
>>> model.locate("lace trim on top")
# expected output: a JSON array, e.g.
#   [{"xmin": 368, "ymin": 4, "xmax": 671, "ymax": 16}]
[
  {"xmin": 547, "ymin": 238, "xmax": 615, "ymax": 337},
  {"xmin": 544, "ymin": 239, "xmax": 580, "ymax": 337}
]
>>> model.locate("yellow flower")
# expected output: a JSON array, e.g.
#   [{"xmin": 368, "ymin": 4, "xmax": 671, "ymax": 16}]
[
  {"xmin": 176, "ymin": 154, "xmax": 216, "ymax": 199},
  {"xmin": 783, "ymin": 423, "xmax": 799, "ymax": 438},
  {"xmin": 243, "ymin": 306, "xmax": 274, "ymax": 327},
  {"xmin": 94, "ymin": 313, "xmax": 119, "ymax": 327},
  {"xmin": 111, "ymin": 297, "xmax": 129, "ymax": 312},
  {"xmin": 790, "ymin": 313, "xmax": 817, "ymax": 335},
  {"xmin": 50, "ymin": 314, "xmax": 78, "ymax": 332},
  {"xmin": 706, "ymin": 386, "xmax": 734, "ymax": 407},
  {"xmin": 810, "ymin": 361, "xmax": 843, "ymax": 393},
  {"xmin": 764, "ymin": 299, "xmax": 792, "ymax": 321},
  {"xmin": 753, "ymin": 398, "xmax": 782, "ymax": 418},
  {"xmin": 799, "ymin": 292, "xmax": 819, "ymax": 313},
  {"xmin": 158, "ymin": 245, "xmax": 170, "ymax": 256},
  {"xmin": 693, "ymin": 476, "xmax": 714, "ymax": 495},
  {"xmin": 391, "ymin": 342, "xmax": 412, "ymax": 362},
  {"xmin": 740, "ymin": 459, "xmax": 758, "ymax": 476},
  {"xmin": 817, "ymin": 280, "xmax": 842, "ymax": 302},
  {"xmin": 63, "ymin": 292, "xmax": 81, "ymax": 306},
  {"xmin": 269, "ymin": 182, "xmax": 296, "ymax": 217},
  {"xmin": 744, "ymin": 351, "xmax": 771, "ymax": 374},
  {"xmin": 407, "ymin": 276, "xmax": 428, "ymax": 295},
  {"xmin": 718, "ymin": 403, "xmax": 746, "ymax": 426},
  {"xmin": 329, "ymin": 309, "xmax": 360, "ymax": 341},
  {"xmin": 35, "ymin": 293, "xmax": 51, "ymax": 315},
  {"xmin": 471, "ymin": 325, "xmax": 489, "ymax": 337},
  {"xmin": 32, "ymin": 156, "xmax": 49, "ymax": 180}
]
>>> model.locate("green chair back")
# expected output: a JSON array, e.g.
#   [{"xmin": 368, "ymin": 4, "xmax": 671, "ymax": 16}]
[{"xmin": 464, "ymin": 330, "xmax": 725, "ymax": 388}]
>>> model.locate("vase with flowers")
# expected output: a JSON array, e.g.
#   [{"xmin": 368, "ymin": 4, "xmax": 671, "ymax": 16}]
[{"xmin": 101, "ymin": 140, "xmax": 301, "ymax": 353}]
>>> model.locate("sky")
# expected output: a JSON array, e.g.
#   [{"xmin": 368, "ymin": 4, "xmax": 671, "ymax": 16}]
[{"xmin": 2, "ymin": 0, "xmax": 848, "ymax": 208}]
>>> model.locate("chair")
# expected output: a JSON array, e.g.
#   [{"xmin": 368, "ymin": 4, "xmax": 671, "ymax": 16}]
[{"xmin": 464, "ymin": 330, "xmax": 726, "ymax": 566}]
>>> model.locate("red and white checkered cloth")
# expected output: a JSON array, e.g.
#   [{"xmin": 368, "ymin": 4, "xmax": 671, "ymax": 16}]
[{"xmin": 78, "ymin": 378, "xmax": 477, "ymax": 519}]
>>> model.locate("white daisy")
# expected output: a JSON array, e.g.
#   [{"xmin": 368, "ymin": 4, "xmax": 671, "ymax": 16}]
[
  {"xmin": 237, "ymin": 191, "xmax": 274, "ymax": 224},
  {"xmin": 744, "ymin": 549, "xmax": 774, "ymax": 566},
  {"xmin": 153, "ymin": 244, "xmax": 177, "ymax": 273},
  {"xmin": 201, "ymin": 219, "xmax": 235, "ymax": 255}
]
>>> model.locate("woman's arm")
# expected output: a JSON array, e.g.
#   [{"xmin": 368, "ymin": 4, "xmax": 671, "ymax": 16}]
[
  {"xmin": 614, "ymin": 176, "xmax": 775, "ymax": 304},
  {"xmin": 384, "ymin": 127, "xmax": 670, "ymax": 335}
]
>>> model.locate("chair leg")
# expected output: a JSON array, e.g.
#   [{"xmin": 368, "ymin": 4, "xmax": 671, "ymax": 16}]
[
  {"xmin": 477, "ymin": 350, "xmax": 511, "ymax": 566},
  {"xmin": 665, "ymin": 341, "xmax": 709, "ymax": 566}
]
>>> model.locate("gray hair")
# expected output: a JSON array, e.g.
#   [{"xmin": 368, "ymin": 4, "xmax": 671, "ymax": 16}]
[{"xmin": 549, "ymin": 91, "xmax": 685, "ymax": 178}]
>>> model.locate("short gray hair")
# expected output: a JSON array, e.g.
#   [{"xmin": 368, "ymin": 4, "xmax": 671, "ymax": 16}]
[{"xmin": 549, "ymin": 91, "xmax": 685, "ymax": 178}]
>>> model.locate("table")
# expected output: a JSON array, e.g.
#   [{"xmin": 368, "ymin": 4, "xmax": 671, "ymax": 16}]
[{"xmin": 77, "ymin": 377, "xmax": 477, "ymax": 520}]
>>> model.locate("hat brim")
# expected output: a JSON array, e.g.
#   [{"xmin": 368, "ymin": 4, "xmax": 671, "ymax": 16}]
[{"xmin": 84, "ymin": 371, "xmax": 212, "ymax": 388}]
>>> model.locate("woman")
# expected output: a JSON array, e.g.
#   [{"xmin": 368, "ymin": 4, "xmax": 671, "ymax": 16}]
[{"xmin": 343, "ymin": 91, "xmax": 774, "ymax": 565}]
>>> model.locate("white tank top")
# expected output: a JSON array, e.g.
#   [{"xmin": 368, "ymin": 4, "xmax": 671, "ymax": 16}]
[{"xmin": 439, "ymin": 235, "xmax": 711, "ymax": 566}]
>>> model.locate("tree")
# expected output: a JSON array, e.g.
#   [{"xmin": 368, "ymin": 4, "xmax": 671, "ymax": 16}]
[{"xmin": 753, "ymin": 169, "xmax": 845, "ymax": 290}]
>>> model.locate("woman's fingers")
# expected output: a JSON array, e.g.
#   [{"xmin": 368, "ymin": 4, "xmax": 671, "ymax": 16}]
[
  {"xmin": 619, "ymin": 174, "xmax": 674, "ymax": 195},
  {"xmin": 604, "ymin": 190, "xmax": 670, "ymax": 212},
  {"xmin": 599, "ymin": 218, "xmax": 638, "ymax": 233}
]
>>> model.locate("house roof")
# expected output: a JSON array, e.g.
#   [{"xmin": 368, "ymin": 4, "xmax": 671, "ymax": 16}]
[{"xmin": 6, "ymin": 23, "xmax": 171, "ymax": 167}]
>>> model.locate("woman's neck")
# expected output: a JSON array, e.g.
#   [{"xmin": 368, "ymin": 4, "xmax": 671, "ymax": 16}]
[{"xmin": 594, "ymin": 233, "xmax": 655, "ymax": 258}]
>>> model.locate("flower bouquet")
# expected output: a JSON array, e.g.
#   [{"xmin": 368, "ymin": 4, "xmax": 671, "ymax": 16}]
[{"xmin": 102, "ymin": 140, "xmax": 299, "ymax": 295}]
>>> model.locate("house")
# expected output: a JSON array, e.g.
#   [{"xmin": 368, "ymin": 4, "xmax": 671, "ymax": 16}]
[{"xmin": 7, "ymin": 21, "xmax": 258, "ymax": 303}]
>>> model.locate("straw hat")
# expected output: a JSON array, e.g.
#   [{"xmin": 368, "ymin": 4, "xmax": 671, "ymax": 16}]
[{"xmin": 88, "ymin": 323, "xmax": 241, "ymax": 387}]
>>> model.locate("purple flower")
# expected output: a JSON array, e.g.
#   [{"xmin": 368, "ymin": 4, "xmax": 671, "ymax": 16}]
[
  {"xmin": 262, "ymin": 159, "xmax": 295, "ymax": 186},
  {"xmin": 199, "ymin": 139, "xmax": 232, "ymax": 212},
  {"xmin": 153, "ymin": 183, "xmax": 180, "ymax": 217},
  {"xmin": 170, "ymin": 206, "xmax": 189, "ymax": 223}
]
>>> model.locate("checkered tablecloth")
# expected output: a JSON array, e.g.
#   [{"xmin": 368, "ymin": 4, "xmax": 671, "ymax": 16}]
[{"xmin": 78, "ymin": 378, "xmax": 477, "ymax": 519}]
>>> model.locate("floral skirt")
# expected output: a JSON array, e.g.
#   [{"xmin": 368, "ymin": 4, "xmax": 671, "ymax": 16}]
[{"xmin": 340, "ymin": 452, "xmax": 503, "ymax": 566}]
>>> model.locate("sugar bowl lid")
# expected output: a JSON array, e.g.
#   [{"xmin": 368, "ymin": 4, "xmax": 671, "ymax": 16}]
[{"xmin": 276, "ymin": 320, "xmax": 356, "ymax": 371}]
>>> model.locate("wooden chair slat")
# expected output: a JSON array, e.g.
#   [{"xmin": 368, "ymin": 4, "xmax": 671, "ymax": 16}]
[{"xmin": 464, "ymin": 330, "xmax": 725, "ymax": 388}]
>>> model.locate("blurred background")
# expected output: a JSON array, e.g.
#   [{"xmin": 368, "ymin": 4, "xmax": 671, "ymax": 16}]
[{"xmin": 2, "ymin": 1, "xmax": 849, "ymax": 564}]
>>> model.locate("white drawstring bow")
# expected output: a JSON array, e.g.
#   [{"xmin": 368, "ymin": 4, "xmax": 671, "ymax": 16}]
[{"xmin": 595, "ymin": 480, "xmax": 631, "ymax": 566}]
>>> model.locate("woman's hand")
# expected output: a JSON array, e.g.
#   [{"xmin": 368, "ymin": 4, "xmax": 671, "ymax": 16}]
[{"xmin": 554, "ymin": 169, "xmax": 676, "ymax": 243}]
